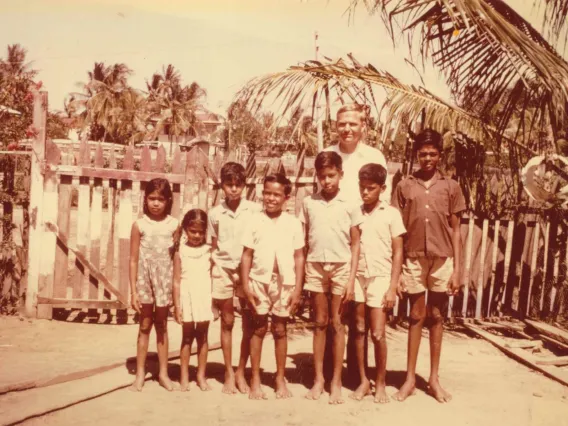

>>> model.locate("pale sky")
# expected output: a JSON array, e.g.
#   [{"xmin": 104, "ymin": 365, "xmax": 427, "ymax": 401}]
[{"xmin": 0, "ymin": 0, "xmax": 540, "ymax": 116}]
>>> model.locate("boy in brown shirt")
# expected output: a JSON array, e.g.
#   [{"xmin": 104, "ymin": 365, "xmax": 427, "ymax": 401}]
[{"xmin": 392, "ymin": 129, "xmax": 466, "ymax": 403}]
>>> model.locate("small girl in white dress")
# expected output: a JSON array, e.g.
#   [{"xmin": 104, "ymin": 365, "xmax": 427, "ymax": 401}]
[{"xmin": 173, "ymin": 209, "xmax": 214, "ymax": 392}]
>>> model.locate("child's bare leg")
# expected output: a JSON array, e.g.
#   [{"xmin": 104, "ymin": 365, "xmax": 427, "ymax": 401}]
[
  {"xmin": 130, "ymin": 304, "xmax": 154, "ymax": 391},
  {"xmin": 393, "ymin": 292, "xmax": 426, "ymax": 402},
  {"xmin": 180, "ymin": 322, "xmax": 195, "ymax": 391},
  {"xmin": 427, "ymin": 292, "xmax": 452, "ymax": 403},
  {"xmin": 272, "ymin": 316, "xmax": 292, "ymax": 399},
  {"xmin": 216, "ymin": 298, "xmax": 237, "ymax": 394},
  {"xmin": 155, "ymin": 306, "xmax": 174, "ymax": 391},
  {"xmin": 349, "ymin": 302, "xmax": 370, "ymax": 401},
  {"xmin": 235, "ymin": 308, "xmax": 252, "ymax": 394},
  {"xmin": 370, "ymin": 307, "xmax": 389, "ymax": 403},
  {"xmin": 305, "ymin": 292, "xmax": 328, "ymax": 400},
  {"xmin": 195, "ymin": 321, "xmax": 212, "ymax": 391},
  {"xmin": 249, "ymin": 314, "xmax": 268, "ymax": 400},
  {"xmin": 329, "ymin": 294, "xmax": 346, "ymax": 405}
]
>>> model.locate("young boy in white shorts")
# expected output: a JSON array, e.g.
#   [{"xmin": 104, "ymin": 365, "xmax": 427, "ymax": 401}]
[
  {"xmin": 208, "ymin": 162, "xmax": 262, "ymax": 394},
  {"xmin": 350, "ymin": 163, "xmax": 405, "ymax": 403},
  {"xmin": 241, "ymin": 173, "xmax": 305, "ymax": 400},
  {"xmin": 302, "ymin": 151, "xmax": 362, "ymax": 405}
]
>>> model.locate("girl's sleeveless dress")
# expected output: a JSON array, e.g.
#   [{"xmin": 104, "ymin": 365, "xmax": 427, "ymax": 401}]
[
  {"xmin": 136, "ymin": 214, "xmax": 179, "ymax": 307},
  {"xmin": 179, "ymin": 244, "xmax": 214, "ymax": 323}
]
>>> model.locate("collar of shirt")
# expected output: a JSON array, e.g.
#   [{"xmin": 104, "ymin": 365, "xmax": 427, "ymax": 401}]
[
  {"xmin": 312, "ymin": 190, "xmax": 349, "ymax": 205},
  {"xmin": 361, "ymin": 200, "xmax": 389, "ymax": 216},
  {"xmin": 408, "ymin": 170, "xmax": 446, "ymax": 188},
  {"xmin": 220, "ymin": 199, "xmax": 253, "ymax": 218}
]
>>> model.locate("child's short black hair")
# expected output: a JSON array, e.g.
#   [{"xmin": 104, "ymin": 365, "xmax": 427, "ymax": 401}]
[
  {"xmin": 359, "ymin": 163, "xmax": 387, "ymax": 185},
  {"xmin": 181, "ymin": 208, "xmax": 208, "ymax": 231},
  {"xmin": 264, "ymin": 173, "xmax": 292, "ymax": 196},
  {"xmin": 414, "ymin": 129, "xmax": 443, "ymax": 153},
  {"xmin": 314, "ymin": 151, "xmax": 342, "ymax": 172},
  {"xmin": 220, "ymin": 162, "xmax": 246, "ymax": 185}
]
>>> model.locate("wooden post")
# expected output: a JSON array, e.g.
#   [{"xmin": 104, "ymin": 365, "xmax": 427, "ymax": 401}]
[
  {"xmin": 539, "ymin": 221, "xmax": 552, "ymax": 313},
  {"xmin": 526, "ymin": 221, "xmax": 541, "ymax": 317},
  {"xmin": 487, "ymin": 220, "xmax": 500, "ymax": 316},
  {"xmin": 500, "ymin": 220, "xmax": 515, "ymax": 316},
  {"xmin": 37, "ymin": 140, "xmax": 61, "ymax": 319},
  {"xmin": 91, "ymin": 148, "xmax": 104, "ymax": 311},
  {"xmin": 77, "ymin": 140, "xmax": 91, "ymax": 300},
  {"xmin": 462, "ymin": 214, "xmax": 475, "ymax": 318},
  {"xmin": 118, "ymin": 146, "xmax": 134, "ymax": 305},
  {"xmin": 475, "ymin": 219, "xmax": 489, "ymax": 319},
  {"xmin": 25, "ymin": 90, "xmax": 47, "ymax": 318}
]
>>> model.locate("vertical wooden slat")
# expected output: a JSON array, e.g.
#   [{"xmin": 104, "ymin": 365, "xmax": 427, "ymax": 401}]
[
  {"xmin": 516, "ymin": 222, "xmax": 534, "ymax": 312},
  {"xmin": 171, "ymin": 146, "xmax": 183, "ymax": 219},
  {"xmin": 182, "ymin": 147, "xmax": 198, "ymax": 214},
  {"xmin": 549, "ymin": 223, "xmax": 562, "ymax": 315},
  {"xmin": 487, "ymin": 220, "xmax": 500, "ymax": 316},
  {"xmin": 53, "ymin": 175, "xmax": 72, "ymax": 301},
  {"xmin": 294, "ymin": 147, "xmax": 306, "ymax": 217},
  {"xmin": 462, "ymin": 214, "xmax": 475, "ymax": 318},
  {"xmin": 118, "ymin": 146, "xmax": 134, "ymax": 304},
  {"xmin": 475, "ymin": 219, "xmax": 489, "ymax": 319},
  {"xmin": 539, "ymin": 221, "xmax": 552, "ymax": 312},
  {"xmin": 91, "ymin": 147, "xmax": 104, "ymax": 306},
  {"xmin": 245, "ymin": 151, "xmax": 256, "ymax": 201},
  {"xmin": 500, "ymin": 220, "xmax": 515, "ymax": 316},
  {"xmin": 154, "ymin": 145, "xmax": 167, "ymax": 173},
  {"xmin": 37, "ymin": 140, "xmax": 61, "ymax": 319},
  {"xmin": 526, "ymin": 221, "xmax": 541, "ymax": 316},
  {"xmin": 196, "ymin": 147, "xmax": 209, "ymax": 210},
  {"xmin": 25, "ymin": 90, "xmax": 47, "ymax": 317},
  {"xmin": 211, "ymin": 151, "xmax": 224, "ymax": 207},
  {"xmin": 76, "ymin": 139, "xmax": 92, "ymax": 299}
]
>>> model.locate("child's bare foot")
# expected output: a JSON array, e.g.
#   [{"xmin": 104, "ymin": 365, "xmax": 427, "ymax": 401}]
[
  {"xmin": 275, "ymin": 376, "xmax": 292, "ymax": 399},
  {"xmin": 197, "ymin": 376, "xmax": 212, "ymax": 391},
  {"xmin": 129, "ymin": 374, "xmax": 145, "ymax": 392},
  {"xmin": 328, "ymin": 381, "xmax": 344, "ymax": 405},
  {"xmin": 222, "ymin": 373, "xmax": 238, "ymax": 394},
  {"xmin": 392, "ymin": 378, "xmax": 416, "ymax": 402},
  {"xmin": 374, "ymin": 383, "xmax": 390, "ymax": 403},
  {"xmin": 235, "ymin": 370, "xmax": 250, "ymax": 394},
  {"xmin": 428, "ymin": 378, "xmax": 452, "ymax": 403},
  {"xmin": 179, "ymin": 380, "xmax": 190, "ymax": 392},
  {"xmin": 349, "ymin": 378, "xmax": 371, "ymax": 401},
  {"xmin": 158, "ymin": 374, "xmax": 175, "ymax": 391},
  {"xmin": 249, "ymin": 377, "xmax": 268, "ymax": 400},
  {"xmin": 304, "ymin": 379, "xmax": 325, "ymax": 400}
]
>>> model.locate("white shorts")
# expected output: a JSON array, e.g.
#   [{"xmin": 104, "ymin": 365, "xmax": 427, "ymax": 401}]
[
  {"xmin": 304, "ymin": 262, "xmax": 350, "ymax": 296},
  {"xmin": 402, "ymin": 257, "xmax": 453, "ymax": 294},
  {"xmin": 211, "ymin": 264, "xmax": 243, "ymax": 300},
  {"xmin": 354, "ymin": 276, "xmax": 390, "ymax": 308},
  {"xmin": 248, "ymin": 274, "xmax": 294, "ymax": 317}
]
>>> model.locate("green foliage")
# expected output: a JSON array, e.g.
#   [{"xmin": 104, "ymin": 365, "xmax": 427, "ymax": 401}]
[{"xmin": 227, "ymin": 100, "xmax": 268, "ymax": 152}]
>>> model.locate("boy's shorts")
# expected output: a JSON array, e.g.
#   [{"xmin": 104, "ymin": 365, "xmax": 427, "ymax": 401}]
[
  {"xmin": 354, "ymin": 275, "xmax": 390, "ymax": 308},
  {"xmin": 402, "ymin": 257, "xmax": 453, "ymax": 294},
  {"xmin": 304, "ymin": 261, "xmax": 350, "ymax": 296},
  {"xmin": 248, "ymin": 273, "xmax": 293, "ymax": 317},
  {"xmin": 212, "ymin": 264, "xmax": 243, "ymax": 300}
]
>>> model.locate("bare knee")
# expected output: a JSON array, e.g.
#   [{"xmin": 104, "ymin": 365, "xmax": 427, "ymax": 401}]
[
  {"xmin": 371, "ymin": 328, "xmax": 385, "ymax": 344},
  {"xmin": 139, "ymin": 318, "xmax": 154, "ymax": 335},
  {"xmin": 330, "ymin": 316, "xmax": 344, "ymax": 334},
  {"xmin": 271, "ymin": 321, "xmax": 287, "ymax": 340},
  {"xmin": 353, "ymin": 316, "xmax": 366, "ymax": 336},
  {"xmin": 313, "ymin": 314, "xmax": 329, "ymax": 331},
  {"xmin": 427, "ymin": 307, "xmax": 444, "ymax": 327},
  {"xmin": 221, "ymin": 312, "xmax": 235, "ymax": 331},
  {"xmin": 253, "ymin": 316, "xmax": 268, "ymax": 338},
  {"xmin": 409, "ymin": 303, "xmax": 426, "ymax": 325},
  {"xmin": 154, "ymin": 318, "xmax": 168, "ymax": 334}
]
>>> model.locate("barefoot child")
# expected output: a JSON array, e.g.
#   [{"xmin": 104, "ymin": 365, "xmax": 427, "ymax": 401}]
[
  {"xmin": 173, "ymin": 209, "xmax": 214, "ymax": 392},
  {"xmin": 208, "ymin": 162, "xmax": 262, "ymax": 394},
  {"xmin": 302, "ymin": 151, "xmax": 362, "ymax": 404},
  {"xmin": 241, "ymin": 173, "xmax": 305, "ymax": 400},
  {"xmin": 129, "ymin": 178, "xmax": 179, "ymax": 391},
  {"xmin": 392, "ymin": 129, "xmax": 465, "ymax": 403},
  {"xmin": 350, "ymin": 163, "xmax": 405, "ymax": 403}
]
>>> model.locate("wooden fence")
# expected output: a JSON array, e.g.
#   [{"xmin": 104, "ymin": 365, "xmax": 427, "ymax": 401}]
[{"xmin": 12, "ymin": 91, "xmax": 567, "ymax": 322}]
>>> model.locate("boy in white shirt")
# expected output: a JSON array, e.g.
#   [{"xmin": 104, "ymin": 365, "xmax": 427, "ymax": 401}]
[
  {"xmin": 241, "ymin": 173, "xmax": 305, "ymax": 400},
  {"xmin": 302, "ymin": 151, "xmax": 362, "ymax": 404},
  {"xmin": 350, "ymin": 163, "xmax": 405, "ymax": 403},
  {"xmin": 208, "ymin": 162, "xmax": 262, "ymax": 394}
]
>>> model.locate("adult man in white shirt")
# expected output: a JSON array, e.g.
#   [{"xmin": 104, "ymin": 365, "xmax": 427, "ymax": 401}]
[{"xmin": 323, "ymin": 104, "xmax": 390, "ymax": 203}]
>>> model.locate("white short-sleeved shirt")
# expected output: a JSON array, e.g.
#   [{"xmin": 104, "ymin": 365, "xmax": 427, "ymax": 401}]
[
  {"xmin": 208, "ymin": 199, "xmax": 262, "ymax": 269},
  {"xmin": 323, "ymin": 142, "xmax": 390, "ymax": 204},
  {"xmin": 358, "ymin": 201, "xmax": 406, "ymax": 278},
  {"xmin": 242, "ymin": 211, "xmax": 304, "ymax": 286},
  {"xmin": 301, "ymin": 191, "xmax": 363, "ymax": 263}
]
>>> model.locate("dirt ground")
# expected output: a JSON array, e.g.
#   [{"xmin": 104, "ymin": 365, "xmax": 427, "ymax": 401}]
[{"xmin": 1, "ymin": 315, "xmax": 568, "ymax": 426}]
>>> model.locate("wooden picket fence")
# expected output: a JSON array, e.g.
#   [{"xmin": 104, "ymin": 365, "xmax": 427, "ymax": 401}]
[{"xmin": 19, "ymin": 91, "xmax": 568, "ymax": 322}]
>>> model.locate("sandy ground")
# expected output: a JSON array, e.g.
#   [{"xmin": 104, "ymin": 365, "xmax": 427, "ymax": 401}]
[{"xmin": 1, "ymin": 315, "xmax": 568, "ymax": 426}]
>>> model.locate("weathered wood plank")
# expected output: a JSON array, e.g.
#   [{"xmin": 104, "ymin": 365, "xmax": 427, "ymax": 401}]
[
  {"xmin": 475, "ymin": 219, "xmax": 489, "ymax": 319},
  {"xmin": 540, "ymin": 221, "xmax": 552, "ymax": 312},
  {"xmin": 500, "ymin": 220, "xmax": 515, "ymax": 316},
  {"xmin": 53, "ymin": 178, "xmax": 72, "ymax": 300},
  {"xmin": 462, "ymin": 214, "xmax": 475, "ymax": 318},
  {"xmin": 487, "ymin": 220, "xmax": 500, "ymax": 316},
  {"xmin": 90, "ymin": 178, "xmax": 103, "ymax": 305},
  {"xmin": 37, "ymin": 297, "xmax": 123, "ymax": 310},
  {"xmin": 182, "ymin": 148, "xmax": 199, "ymax": 214},
  {"xmin": 525, "ymin": 319, "xmax": 568, "ymax": 345},
  {"xmin": 535, "ymin": 356, "xmax": 568, "ymax": 366},
  {"xmin": 118, "ymin": 180, "xmax": 133, "ymax": 305},
  {"xmin": 526, "ymin": 221, "xmax": 542, "ymax": 316},
  {"xmin": 77, "ymin": 176, "xmax": 91, "ymax": 299},
  {"xmin": 537, "ymin": 334, "xmax": 568, "ymax": 352}
]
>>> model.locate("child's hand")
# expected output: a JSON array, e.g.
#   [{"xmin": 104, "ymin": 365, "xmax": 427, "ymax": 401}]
[
  {"xmin": 287, "ymin": 288, "xmax": 302, "ymax": 316},
  {"xmin": 447, "ymin": 271, "xmax": 461, "ymax": 295},
  {"xmin": 174, "ymin": 306, "xmax": 182, "ymax": 324},
  {"xmin": 382, "ymin": 288, "xmax": 397, "ymax": 310},
  {"xmin": 244, "ymin": 288, "xmax": 260, "ymax": 314},
  {"xmin": 342, "ymin": 284, "xmax": 355, "ymax": 305},
  {"xmin": 130, "ymin": 293, "xmax": 141, "ymax": 313},
  {"xmin": 212, "ymin": 302, "xmax": 220, "ymax": 321}
]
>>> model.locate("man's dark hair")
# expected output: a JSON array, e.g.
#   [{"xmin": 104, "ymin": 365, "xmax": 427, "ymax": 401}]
[
  {"xmin": 359, "ymin": 163, "xmax": 387, "ymax": 185},
  {"xmin": 314, "ymin": 151, "xmax": 342, "ymax": 172},
  {"xmin": 220, "ymin": 162, "xmax": 246, "ymax": 185},
  {"xmin": 414, "ymin": 129, "xmax": 443, "ymax": 153},
  {"xmin": 264, "ymin": 173, "xmax": 292, "ymax": 196}
]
